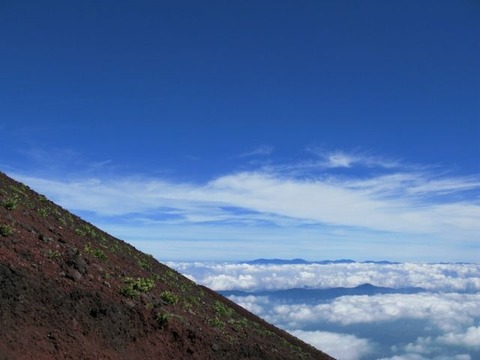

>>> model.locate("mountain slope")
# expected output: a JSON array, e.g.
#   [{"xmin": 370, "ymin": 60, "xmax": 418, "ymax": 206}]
[{"xmin": 0, "ymin": 171, "xmax": 335, "ymax": 360}]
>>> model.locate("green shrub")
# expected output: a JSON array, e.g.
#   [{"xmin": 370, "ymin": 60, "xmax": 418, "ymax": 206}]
[
  {"xmin": 214, "ymin": 301, "xmax": 234, "ymax": 317},
  {"xmin": 37, "ymin": 207, "xmax": 48, "ymax": 217},
  {"xmin": 3, "ymin": 195, "xmax": 19, "ymax": 210},
  {"xmin": 160, "ymin": 291, "xmax": 179, "ymax": 305},
  {"xmin": 154, "ymin": 312, "xmax": 184, "ymax": 329},
  {"xmin": 75, "ymin": 224, "xmax": 98, "ymax": 238},
  {"xmin": 120, "ymin": 277, "xmax": 155, "ymax": 298},
  {"xmin": 137, "ymin": 257, "xmax": 151, "ymax": 270},
  {"xmin": 155, "ymin": 312, "xmax": 171, "ymax": 328},
  {"xmin": 84, "ymin": 243, "xmax": 107, "ymax": 261},
  {"xmin": 208, "ymin": 316, "xmax": 224, "ymax": 328},
  {"xmin": 0, "ymin": 224, "xmax": 13, "ymax": 237},
  {"xmin": 47, "ymin": 249, "xmax": 61, "ymax": 259}
]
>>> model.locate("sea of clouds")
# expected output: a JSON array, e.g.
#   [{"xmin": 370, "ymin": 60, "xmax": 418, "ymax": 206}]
[{"xmin": 168, "ymin": 261, "xmax": 480, "ymax": 360}]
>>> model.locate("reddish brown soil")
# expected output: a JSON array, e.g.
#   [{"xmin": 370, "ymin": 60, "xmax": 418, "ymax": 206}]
[{"xmin": 0, "ymin": 171, "xmax": 336, "ymax": 360}]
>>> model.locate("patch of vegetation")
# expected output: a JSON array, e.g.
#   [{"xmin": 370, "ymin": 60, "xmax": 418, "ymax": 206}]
[
  {"xmin": 160, "ymin": 290, "xmax": 179, "ymax": 305},
  {"xmin": 186, "ymin": 295, "xmax": 201, "ymax": 308},
  {"xmin": 37, "ymin": 207, "xmax": 48, "ymax": 218},
  {"xmin": 155, "ymin": 311, "xmax": 185, "ymax": 329},
  {"xmin": 0, "ymin": 224, "xmax": 13, "ymax": 237},
  {"xmin": 47, "ymin": 249, "xmax": 61, "ymax": 259},
  {"xmin": 231, "ymin": 317, "xmax": 249, "ymax": 332},
  {"xmin": 98, "ymin": 234, "xmax": 108, "ymax": 245},
  {"xmin": 9, "ymin": 184, "xmax": 28, "ymax": 196},
  {"xmin": 120, "ymin": 277, "xmax": 155, "ymax": 298},
  {"xmin": 208, "ymin": 316, "xmax": 224, "ymax": 329},
  {"xmin": 75, "ymin": 224, "xmax": 98, "ymax": 239},
  {"xmin": 3, "ymin": 195, "xmax": 19, "ymax": 210},
  {"xmin": 182, "ymin": 301, "xmax": 193, "ymax": 311},
  {"xmin": 93, "ymin": 249, "xmax": 107, "ymax": 260},
  {"xmin": 213, "ymin": 300, "xmax": 234, "ymax": 317},
  {"xmin": 155, "ymin": 312, "xmax": 171, "ymax": 328},
  {"xmin": 84, "ymin": 243, "xmax": 107, "ymax": 261},
  {"xmin": 136, "ymin": 255, "xmax": 152, "ymax": 270}
]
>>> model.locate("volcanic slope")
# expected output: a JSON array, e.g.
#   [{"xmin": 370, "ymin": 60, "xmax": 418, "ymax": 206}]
[{"xmin": 0, "ymin": 171, "xmax": 335, "ymax": 360}]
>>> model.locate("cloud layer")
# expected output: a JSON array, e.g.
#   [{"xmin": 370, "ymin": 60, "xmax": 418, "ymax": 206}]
[
  {"xmin": 238, "ymin": 293, "xmax": 480, "ymax": 360},
  {"xmin": 291, "ymin": 330, "xmax": 374, "ymax": 360},
  {"xmin": 171, "ymin": 262, "xmax": 480, "ymax": 360},
  {"xmin": 170, "ymin": 262, "xmax": 480, "ymax": 292}
]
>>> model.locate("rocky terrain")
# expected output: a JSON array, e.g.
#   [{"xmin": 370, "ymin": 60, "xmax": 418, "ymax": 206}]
[{"xmin": 0, "ymin": 171, "xmax": 335, "ymax": 360}]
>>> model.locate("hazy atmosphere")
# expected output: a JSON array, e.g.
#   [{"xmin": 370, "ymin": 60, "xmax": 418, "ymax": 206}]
[{"xmin": 1, "ymin": 2, "xmax": 479, "ymax": 359}]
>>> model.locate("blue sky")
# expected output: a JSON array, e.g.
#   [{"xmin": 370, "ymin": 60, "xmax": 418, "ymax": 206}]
[{"xmin": 1, "ymin": 1, "xmax": 479, "ymax": 262}]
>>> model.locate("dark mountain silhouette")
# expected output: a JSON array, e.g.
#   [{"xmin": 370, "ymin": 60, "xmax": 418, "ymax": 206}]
[
  {"xmin": 245, "ymin": 259, "xmax": 400, "ymax": 265},
  {"xmin": 0, "ymin": 171, "xmax": 335, "ymax": 360},
  {"xmin": 221, "ymin": 284, "xmax": 426, "ymax": 304},
  {"xmin": 246, "ymin": 259, "xmax": 312, "ymax": 265}
]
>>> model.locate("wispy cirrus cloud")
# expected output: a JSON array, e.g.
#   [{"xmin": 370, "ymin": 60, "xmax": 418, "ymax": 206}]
[
  {"xmin": 238, "ymin": 145, "xmax": 273, "ymax": 157},
  {"xmin": 306, "ymin": 148, "xmax": 403, "ymax": 169},
  {"xmin": 8, "ymin": 149, "xmax": 480, "ymax": 261},
  {"xmin": 13, "ymin": 170, "xmax": 480, "ymax": 238}
]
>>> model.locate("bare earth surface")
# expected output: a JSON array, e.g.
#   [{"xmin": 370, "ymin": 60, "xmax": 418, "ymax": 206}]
[{"xmin": 0, "ymin": 171, "xmax": 335, "ymax": 360}]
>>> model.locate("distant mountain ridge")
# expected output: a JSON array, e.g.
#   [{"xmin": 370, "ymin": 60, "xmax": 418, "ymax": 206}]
[{"xmin": 245, "ymin": 258, "xmax": 400, "ymax": 265}]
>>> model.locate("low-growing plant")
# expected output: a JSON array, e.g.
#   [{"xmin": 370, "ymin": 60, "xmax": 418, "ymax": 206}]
[
  {"xmin": 92, "ymin": 248, "xmax": 107, "ymax": 260},
  {"xmin": 120, "ymin": 277, "xmax": 155, "ymax": 298},
  {"xmin": 208, "ymin": 316, "xmax": 224, "ymax": 329},
  {"xmin": 155, "ymin": 311, "xmax": 177, "ymax": 328},
  {"xmin": 75, "ymin": 224, "xmax": 98, "ymax": 239},
  {"xmin": 47, "ymin": 249, "xmax": 61, "ymax": 259},
  {"xmin": 137, "ymin": 257, "xmax": 151, "ymax": 270},
  {"xmin": 3, "ymin": 195, "xmax": 19, "ymax": 210},
  {"xmin": 154, "ymin": 312, "xmax": 184, "ymax": 329},
  {"xmin": 0, "ymin": 224, "xmax": 13, "ymax": 237},
  {"xmin": 182, "ymin": 301, "xmax": 193, "ymax": 311},
  {"xmin": 160, "ymin": 290, "xmax": 179, "ymax": 305},
  {"xmin": 9, "ymin": 184, "xmax": 27, "ymax": 196},
  {"xmin": 37, "ymin": 207, "xmax": 48, "ymax": 218},
  {"xmin": 213, "ymin": 300, "xmax": 234, "ymax": 317},
  {"xmin": 84, "ymin": 243, "xmax": 107, "ymax": 261}
]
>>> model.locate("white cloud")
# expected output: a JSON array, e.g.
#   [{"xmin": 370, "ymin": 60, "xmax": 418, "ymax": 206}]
[
  {"xmin": 279, "ymin": 293, "xmax": 480, "ymax": 330},
  {"xmin": 239, "ymin": 145, "xmax": 273, "ymax": 157},
  {"xmin": 436, "ymin": 326, "xmax": 480, "ymax": 349},
  {"xmin": 378, "ymin": 355, "xmax": 471, "ymax": 360},
  {"xmin": 306, "ymin": 149, "xmax": 402, "ymax": 169},
  {"xmin": 225, "ymin": 290, "xmax": 480, "ymax": 360},
  {"xmin": 170, "ymin": 262, "xmax": 480, "ymax": 292},
  {"xmin": 224, "ymin": 291, "xmax": 480, "ymax": 360},
  {"xmin": 325, "ymin": 151, "xmax": 356, "ymax": 168},
  {"xmin": 391, "ymin": 330, "xmax": 479, "ymax": 360},
  {"xmin": 227, "ymin": 295, "xmax": 270, "ymax": 315},
  {"xmin": 291, "ymin": 330, "xmax": 374, "ymax": 360},
  {"xmin": 11, "ymin": 164, "xmax": 480, "ymax": 237},
  {"xmin": 175, "ymin": 261, "xmax": 480, "ymax": 360}
]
